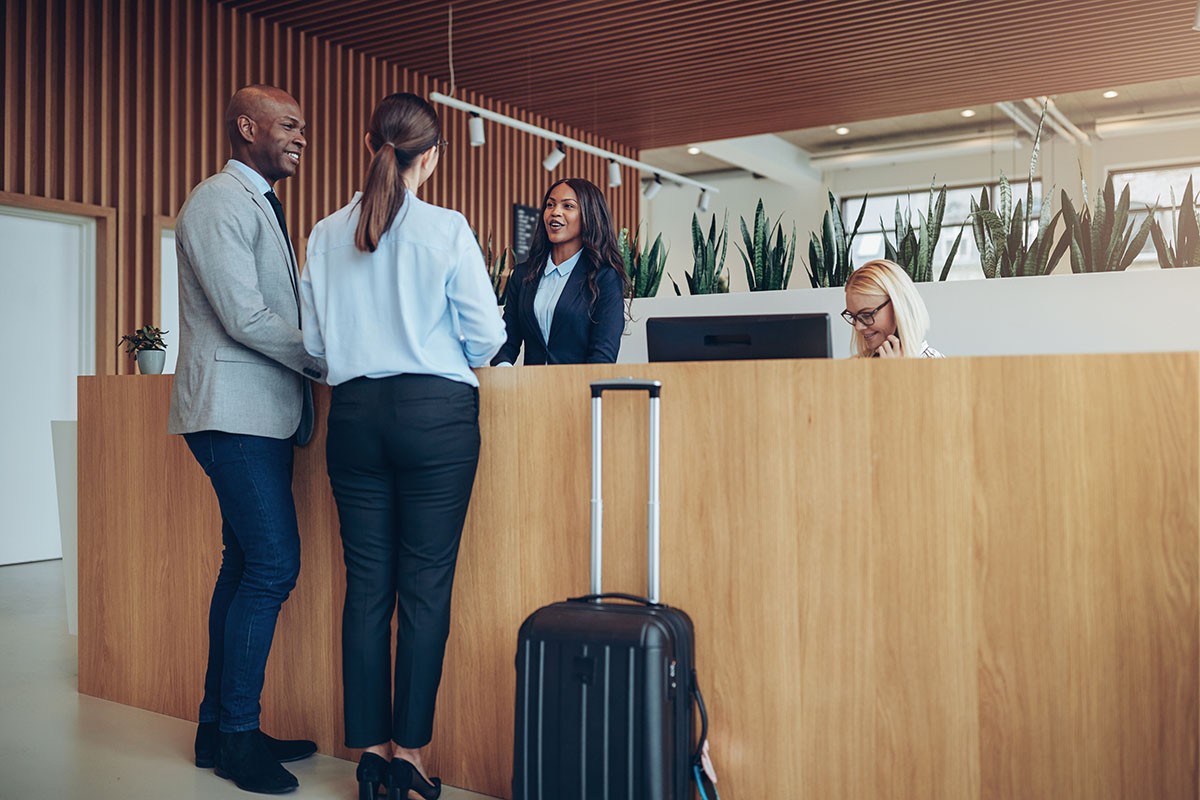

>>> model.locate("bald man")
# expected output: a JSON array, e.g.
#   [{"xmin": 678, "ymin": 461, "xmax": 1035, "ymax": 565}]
[{"xmin": 169, "ymin": 84, "xmax": 326, "ymax": 795}]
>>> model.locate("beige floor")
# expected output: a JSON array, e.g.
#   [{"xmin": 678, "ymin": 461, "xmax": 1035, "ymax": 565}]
[{"xmin": 0, "ymin": 559, "xmax": 495, "ymax": 800}]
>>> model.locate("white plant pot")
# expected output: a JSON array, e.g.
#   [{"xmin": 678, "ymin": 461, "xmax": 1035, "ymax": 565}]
[{"xmin": 136, "ymin": 349, "xmax": 166, "ymax": 375}]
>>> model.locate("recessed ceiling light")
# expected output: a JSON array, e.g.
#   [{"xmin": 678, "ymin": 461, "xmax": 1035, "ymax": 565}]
[
  {"xmin": 960, "ymin": 109, "xmax": 977, "ymax": 118},
  {"xmin": 1103, "ymin": 90, "xmax": 1119, "ymax": 99},
  {"xmin": 835, "ymin": 126, "xmax": 850, "ymax": 136},
  {"xmin": 686, "ymin": 146, "xmax": 701, "ymax": 155}
]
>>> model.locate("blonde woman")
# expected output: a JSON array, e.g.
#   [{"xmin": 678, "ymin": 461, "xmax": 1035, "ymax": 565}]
[{"xmin": 842, "ymin": 259, "xmax": 944, "ymax": 358}]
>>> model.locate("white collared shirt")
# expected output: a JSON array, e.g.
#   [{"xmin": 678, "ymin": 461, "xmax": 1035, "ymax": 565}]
[
  {"xmin": 918, "ymin": 340, "xmax": 945, "ymax": 358},
  {"xmin": 300, "ymin": 191, "xmax": 506, "ymax": 387},
  {"xmin": 533, "ymin": 249, "xmax": 583, "ymax": 343},
  {"xmin": 226, "ymin": 159, "xmax": 272, "ymax": 195}
]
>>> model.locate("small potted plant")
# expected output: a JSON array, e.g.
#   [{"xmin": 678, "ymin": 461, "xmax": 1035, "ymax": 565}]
[{"xmin": 118, "ymin": 325, "xmax": 168, "ymax": 374}]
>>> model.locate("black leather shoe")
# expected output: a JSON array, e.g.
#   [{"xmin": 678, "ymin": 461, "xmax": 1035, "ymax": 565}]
[
  {"xmin": 259, "ymin": 730, "xmax": 318, "ymax": 763},
  {"xmin": 357, "ymin": 752, "xmax": 389, "ymax": 799},
  {"xmin": 388, "ymin": 758, "xmax": 441, "ymax": 800},
  {"xmin": 196, "ymin": 722, "xmax": 317, "ymax": 768},
  {"xmin": 214, "ymin": 729, "xmax": 299, "ymax": 794}
]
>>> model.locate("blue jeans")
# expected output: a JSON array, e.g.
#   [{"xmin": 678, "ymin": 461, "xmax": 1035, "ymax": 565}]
[{"xmin": 184, "ymin": 431, "xmax": 300, "ymax": 733}]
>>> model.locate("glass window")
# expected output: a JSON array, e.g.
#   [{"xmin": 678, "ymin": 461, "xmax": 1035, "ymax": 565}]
[
  {"xmin": 1110, "ymin": 165, "xmax": 1200, "ymax": 269},
  {"xmin": 842, "ymin": 180, "xmax": 1043, "ymax": 281}
]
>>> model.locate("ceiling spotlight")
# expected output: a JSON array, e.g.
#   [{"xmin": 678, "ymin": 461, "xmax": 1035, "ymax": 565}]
[
  {"xmin": 697, "ymin": 190, "xmax": 710, "ymax": 213},
  {"xmin": 834, "ymin": 126, "xmax": 850, "ymax": 136},
  {"xmin": 468, "ymin": 113, "xmax": 485, "ymax": 147},
  {"xmin": 960, "ymin": 109, "xmax": 977, "ymax": 118},
  {"xmin": 1102, "ymin": 90, "xmax": 1120, "ymax": 99},
  {"xmin": 643, "ymin": 175, "xmax": 663, "ymax": 200},
  {"xmin": 687, "ymin": 146, "xmax": 701, "ymax": 155},
  {"xmin": 608, "ymin": 159, "xmax": 622, "ymax": 188},
  {"xmin": 542, "ymin": 141, "xmax": 566, "ymax": 171}
]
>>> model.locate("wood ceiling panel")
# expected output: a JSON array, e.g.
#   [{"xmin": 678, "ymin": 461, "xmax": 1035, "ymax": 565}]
[{"xmin": 216, "ymin": 0, "xmax": 1200, "ymax": 149}]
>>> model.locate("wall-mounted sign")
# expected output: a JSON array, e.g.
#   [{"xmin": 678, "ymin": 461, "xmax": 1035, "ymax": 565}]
[{"xmin": 512, "ymin": 203, "xmax": 539, "ymax": 266}]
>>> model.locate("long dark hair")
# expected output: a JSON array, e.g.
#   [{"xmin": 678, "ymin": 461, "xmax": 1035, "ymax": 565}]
[
  {"xmin": 524, "ymin": 178, "xmax": 630, "ymax": 313},
  {"xmin": 354, "ymin": 92, "xmax": 441, "ymax": 253}
]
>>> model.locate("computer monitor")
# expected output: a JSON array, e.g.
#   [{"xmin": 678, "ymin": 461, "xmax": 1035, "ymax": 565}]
[{"xmin": 646, "ymin": 313, "xmax": 832, "ymax": 362}]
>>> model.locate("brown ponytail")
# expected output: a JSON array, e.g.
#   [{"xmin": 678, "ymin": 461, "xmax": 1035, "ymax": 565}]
[{"xmin": 354, "ymin": 93, "xmax": 442, "ymax": 253}]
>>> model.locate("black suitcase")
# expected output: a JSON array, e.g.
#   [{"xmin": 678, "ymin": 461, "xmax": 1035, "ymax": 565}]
[{"xmin": 512, "ymin": 379, "xmax": 712, "ymax": 800}]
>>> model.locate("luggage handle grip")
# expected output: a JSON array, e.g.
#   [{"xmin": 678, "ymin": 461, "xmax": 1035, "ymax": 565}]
[
  {"xmin": 591, "ymin": 378, "xmax": 662, "ymax": 398},
  {"xmin": 590, "ymin": 379, "xmax": 662, "ymax": 603},
  {"xmin": 567, "ymin": 592, "xmax": 659, "ymax": 606}
]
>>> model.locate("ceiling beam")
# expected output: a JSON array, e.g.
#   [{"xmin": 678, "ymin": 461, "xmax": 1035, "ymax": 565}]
[{"xmin": 690, "ymin": 135, "xmax": 821, "ymax": 187}]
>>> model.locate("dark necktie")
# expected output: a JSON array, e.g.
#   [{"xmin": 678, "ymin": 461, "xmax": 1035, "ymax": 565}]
[
  {"xmin": 263, "ymin": 189, "xmax": 290, "ymax": 245},
  {"xmin": 264, "ymin": 188, "xmax": 314, "ymax": 431},
  {"xmin": 263, "ymin": 189, "xmax": 300, "ymax": 311}
]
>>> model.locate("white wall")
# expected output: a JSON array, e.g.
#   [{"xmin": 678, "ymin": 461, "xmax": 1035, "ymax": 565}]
[
  {"xmin": 160, "ymin": 228, "xmax": 179, "ymax": 374},
  {"xmin": 617, "ymin": 267, "xmax": 1200, "ymax": 363},
  {"xmin": 0, "ymin": 207, "xmax": 95, "ymax": 565}
]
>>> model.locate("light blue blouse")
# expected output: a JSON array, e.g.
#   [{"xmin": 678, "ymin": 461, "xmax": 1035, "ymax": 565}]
[
  {"xmin": 533, "ymin": 248, "xmax": 584, "ymax": 343},
  {"xmin": 300, "ymin": 192, "xmax": 506, "ymax": 387}
]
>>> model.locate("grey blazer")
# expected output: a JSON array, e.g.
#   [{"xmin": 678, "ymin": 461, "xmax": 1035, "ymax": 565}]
[{"xmin": 168, "ymin": 163, "xmax": 326, "ymax": 442}]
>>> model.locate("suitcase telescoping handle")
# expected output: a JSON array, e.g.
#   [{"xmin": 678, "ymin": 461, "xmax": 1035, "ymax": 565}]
[{"xmin": 589, "ymin": 379, "xmax": 662, "ymax": 603}]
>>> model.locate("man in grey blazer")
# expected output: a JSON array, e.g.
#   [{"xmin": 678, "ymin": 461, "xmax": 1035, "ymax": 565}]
[{"xmin": 169, "ymin": 84, "xmax": 325, "ymax": 795}]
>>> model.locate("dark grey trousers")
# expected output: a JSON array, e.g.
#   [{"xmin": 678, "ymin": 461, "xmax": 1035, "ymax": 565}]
[{"xmin": 325, "ymin": 373, "xmax": 481, "ymax": 749}]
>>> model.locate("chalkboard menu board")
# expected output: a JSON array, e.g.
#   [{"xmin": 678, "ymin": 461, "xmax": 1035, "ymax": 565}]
[{"xmin": 512, "ymin": 203, "xmax": 539, "ymax": 266}]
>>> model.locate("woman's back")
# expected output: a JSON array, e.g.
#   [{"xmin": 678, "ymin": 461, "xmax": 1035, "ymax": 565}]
[{"xmin": 303, "ymin": 193, "xmax": 503, "ymax": 387}]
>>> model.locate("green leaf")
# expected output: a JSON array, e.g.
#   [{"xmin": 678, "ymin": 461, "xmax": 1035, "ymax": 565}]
[
  {"xmin": 939, "ymin": 225, "xmax": 965, "ymax": 281},
  {"xmin": 1119, "ymin": 209, "xmax": 1156, "ymax": 270},
  {"xmin": 784, "ymin": 223, "xmax": 796, "ymax": 289},
  {"xmin": 809, "ymin": 233, "xmax": 825, "ymax": 288},
  {"xmin": 1044, "ymin": 213, "xmax": 1072, "ymax": 275},
  {"xmin": 1104, "ymin": 183, "xmax": 1132, "ymax": 271},
  {"xmin": 752, "ymin": 200, "xmax": 768, "ymax": 290}
]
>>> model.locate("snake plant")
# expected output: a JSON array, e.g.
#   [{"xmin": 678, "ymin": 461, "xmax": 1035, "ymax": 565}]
[
  {"xmin": 971, "ymin": 177, "xmax": 1069, "ymax": 279},
  {"xmin": 1060, "ymin": 174, "xmax": 1155, "ymax": 273},
  {"xmin": 479, "ymin": 231, "xmax": 512, "ymax": 302},
  {"xmin": 619, "ymin": 225, "xmax": 670, "ymax": 298},
  {"xmin": 737, "ymin": 199, "xmax": 796, "ymax": 291},
  {"xmin": 970, "ymin": 109, "xmax": 1069, "ymax": 279},
  {"xmin": 1149, "ymin": 176, "xmax": 1200, "ymax": 268},
  {"xmin": 673, "ymin": 211, "xmax": 730, "ymax": 295},
  {"xmin": 805, "ymin": 191, "xmax": 866, "ymax": 288},
  {"xmin": 881, "ymin": 184, "xmax": 964, "ymax": 282}
]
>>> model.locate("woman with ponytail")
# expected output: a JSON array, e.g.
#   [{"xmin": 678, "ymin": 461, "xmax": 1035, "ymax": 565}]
[
  {"xmin": 491, "ymin": 177, "xmax": 629, "ymax": 365},
  {"xmin": 300, "ymin": 92, "xmax": 504, "ymax": 800}
]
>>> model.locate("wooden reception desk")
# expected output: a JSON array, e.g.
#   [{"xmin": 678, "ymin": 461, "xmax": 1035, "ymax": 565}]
[{"xmin": 78, "ymin": 355, "xmax": 1198, "ymax": 799}]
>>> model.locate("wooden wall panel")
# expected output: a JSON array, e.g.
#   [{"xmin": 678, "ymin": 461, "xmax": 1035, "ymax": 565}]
[
  {"xmin": 1, "ymin": 0, "xmax": 639, "ymax": 374},
  {"xmin": 79, "ymin": 354, "xmax": 1200, "ymax": 798}
]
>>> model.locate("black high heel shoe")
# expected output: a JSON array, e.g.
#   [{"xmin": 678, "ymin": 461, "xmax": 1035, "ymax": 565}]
[
  {"xmin": 388, "ymin": 757, "xmax": 441, "ymax": 800},
  {"xmin": 357, "ymin": 752, "xmax": 389, "ymax": 800}
]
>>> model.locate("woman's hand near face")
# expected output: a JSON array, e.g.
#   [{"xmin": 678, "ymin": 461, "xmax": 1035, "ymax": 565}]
[{"xmin": 875, "ymin": 334, "xmax": 903, "ymax": 358}]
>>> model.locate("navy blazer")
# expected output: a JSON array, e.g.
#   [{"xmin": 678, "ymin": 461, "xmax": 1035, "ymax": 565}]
[{"xmin": 491, "ymin": 253, "xmax": 625, "ymax": 365}]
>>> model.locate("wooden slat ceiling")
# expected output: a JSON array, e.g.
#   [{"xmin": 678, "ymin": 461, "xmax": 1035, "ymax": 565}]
[{"xmin": 219, "ymin": 0, "xmax": 1200, "ymax": 150}]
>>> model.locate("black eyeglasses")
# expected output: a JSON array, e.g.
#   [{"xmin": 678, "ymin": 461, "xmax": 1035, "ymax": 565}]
[
  {"xmin": 436, "ymin": 138, "xmax": 449, "ymax": 152},
  {"xmin": 841, "ymin": 298, "xmax": 891, "ymax": 326}
]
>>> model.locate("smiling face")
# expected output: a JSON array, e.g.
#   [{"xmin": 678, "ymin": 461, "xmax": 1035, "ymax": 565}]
[
  {"xmin": 844, "ymin": 289, "xmax": 896, "ymax": 353},
  {"xmin": 227, "ymin": 87, "xmax": 307, "ymax": 185},
  {"xmin": 543, "ymin": 182, "xmax": 583, "ymax": 253}
]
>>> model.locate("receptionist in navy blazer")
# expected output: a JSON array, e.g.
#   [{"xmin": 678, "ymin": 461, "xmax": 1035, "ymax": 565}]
[{"xmin": 492, "ymin": 177, "xmax": 629, "ymax": 365}]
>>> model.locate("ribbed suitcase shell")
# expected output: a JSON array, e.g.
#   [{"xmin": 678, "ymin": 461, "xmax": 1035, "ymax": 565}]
[
  {"xmin": 512, "ymin": 379, "xmax": 697, "ymax": 800},
  {"xmin": 513, "ymin": 599, "xmax": 695, "ymax": 800}
]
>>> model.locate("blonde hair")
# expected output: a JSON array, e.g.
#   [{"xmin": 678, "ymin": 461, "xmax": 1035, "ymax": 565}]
[{"xmin": 844, "ymin": 259, "xmax": 930, "ymax": 357}]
